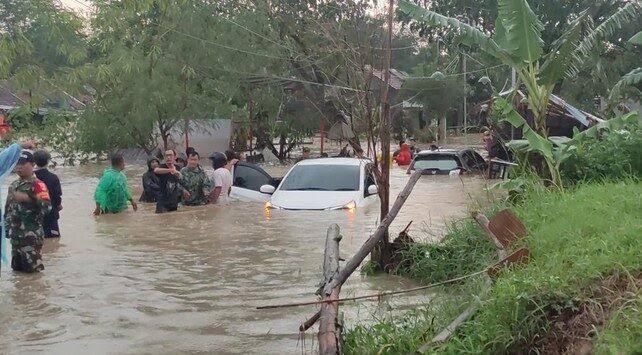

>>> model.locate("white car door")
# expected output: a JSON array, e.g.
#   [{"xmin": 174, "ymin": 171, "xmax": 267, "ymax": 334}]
[{"xmin": 229, "ymin": 162, "xmax": 276, "ymax": 203}]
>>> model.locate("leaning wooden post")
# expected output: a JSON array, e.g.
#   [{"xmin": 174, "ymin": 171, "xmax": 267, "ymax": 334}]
[
  {"xmin": 319, "ymin": 224, "xmax": 342, "ymax": 355},
  {"xmin": 324, "ymin": 170, "xmax": 423, "ymax": 295}
]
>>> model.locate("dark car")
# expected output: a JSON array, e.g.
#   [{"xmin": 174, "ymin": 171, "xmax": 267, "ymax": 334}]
[{"xmin": 407, "ymin": 148, "xmax": 487, "ymax": 175}]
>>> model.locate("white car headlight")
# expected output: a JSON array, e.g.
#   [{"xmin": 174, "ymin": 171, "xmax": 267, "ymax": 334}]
[
  {"xmin": 265, "ymin": 201, "xmax": 282, "ymax": 210},
  {"xmin": 343, "ymin": 201, "xmax": 356, "ymax": 211}
]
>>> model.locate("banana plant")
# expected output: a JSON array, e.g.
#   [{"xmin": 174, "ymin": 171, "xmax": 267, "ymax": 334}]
[
  {"xmin": 399, "ymin": 0, "xmax": 641, "ymax": 138},
  {"xmin": 496, "ymin": 95, "xmax": 639, "ymax": 187}
]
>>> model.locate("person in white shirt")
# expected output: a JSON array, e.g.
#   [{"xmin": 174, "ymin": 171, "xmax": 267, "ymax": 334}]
[{"xmin": 208, "ymin": 152, "xmax": 232, "ymax": 204}]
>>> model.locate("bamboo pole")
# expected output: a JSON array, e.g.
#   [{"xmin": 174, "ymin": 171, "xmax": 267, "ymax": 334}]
[{"xmin": 324, "ymin": 170, "xmax": 423, "ymax": 295}]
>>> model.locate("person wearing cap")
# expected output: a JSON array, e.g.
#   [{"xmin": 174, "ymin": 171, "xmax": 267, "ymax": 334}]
[
  {"xmin": 33, "ymin": 149, "xmax": 62, "ymax": 238},
  {"xmin": 207, "ymin": 152, "xmax": 232, "ymax": 204},
  {"xmin": 5, "ymin": 151, "xmax": 52, "ymax": 272}
]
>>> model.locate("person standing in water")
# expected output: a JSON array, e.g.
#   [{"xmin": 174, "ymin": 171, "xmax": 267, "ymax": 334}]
[
  {"xmin": 154, "ymin": 149, "xmax": 189, "ymax": 213},
  {"xmin": 208, "ymin": 152, "xmax": 232, "ymax": 204},
  {"xmin": 33, "ymin": 150, "xmax": 62, "ymax": 238},
  {"xmin": 394, "ymin": 142, "xmax": 412, "ymax": 166},
  {"xmin": 5, "ymin": 151, "xmax": 52, "ymax": 272},
  {"xmin": 94, "ymin": 154, "xmax": 137, "ymax": 215},
  {"xmin": 140, "ymin": 157, "xmax": 161, "ymax": 203},
  {"xmin": 180, "ymin": 151, "xmax": 210, "ymax": 206}
]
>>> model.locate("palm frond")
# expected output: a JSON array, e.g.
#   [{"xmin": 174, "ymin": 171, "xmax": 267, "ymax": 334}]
[
  {"xmin": 538, "ymin": 10, "xmax": 591, "ymax": 87},
  {"xmin": 607, "ymin": 67, "xmax": 642, "ymax": 104},
  {"xmin": 629, "ymin": 31, "xmax": 642, "ymax": 46},
  {"xmin": 398, "ymin": 0, "xmax": 502, "ymax": 59},
  {"xmin": 496, "ymin": 0, "xmax": 544, "ymax": 64},
  {"xmin": 577, "ymin": 2, "xmax": 642, "ymax": 56}
]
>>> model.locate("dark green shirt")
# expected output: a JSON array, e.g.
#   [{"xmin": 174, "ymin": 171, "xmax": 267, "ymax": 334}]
[{"xmin": 180, "ymin": 166, "xmax": 210, "ymax": 205}]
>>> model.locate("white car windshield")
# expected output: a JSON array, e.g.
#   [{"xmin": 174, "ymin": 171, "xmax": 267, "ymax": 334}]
[
  {"xmin": 413, "ymin": 155, "xmax": 459, "ymax": 171},
  {"xmin": 280, "ymin": 165, "xmax": 360, "ymax": 191}
]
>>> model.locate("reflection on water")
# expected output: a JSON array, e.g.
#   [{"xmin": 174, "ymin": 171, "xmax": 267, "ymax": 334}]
[{"xmin": 0, "ymin": 163, "xmax": 487, "ymax": 354}]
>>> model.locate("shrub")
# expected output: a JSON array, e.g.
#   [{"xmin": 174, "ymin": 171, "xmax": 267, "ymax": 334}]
[{"xmin": 561, "ymin": 120, "xmax": 642, "ymax": 184}]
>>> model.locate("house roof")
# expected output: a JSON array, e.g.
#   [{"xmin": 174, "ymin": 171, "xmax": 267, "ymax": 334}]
[
  {"xmin": 472, "ymin": 89, "xmax": 604, "ymax": 127},
  {"xmin": 0, "ymin": 81, "xmax": 27, "ymax": 110},
  {"xmin": 370, "ymin": 68, "xmax": 408, "ymax": 90}
]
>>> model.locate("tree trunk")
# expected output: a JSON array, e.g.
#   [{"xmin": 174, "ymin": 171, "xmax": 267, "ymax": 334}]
[
  {"xmin": 371, "ymin": 0, "xmax": 395, "ymax": 271},
  {"xmin": 162, "ymin": 131, "xmax": 169, "ymax": 151}
]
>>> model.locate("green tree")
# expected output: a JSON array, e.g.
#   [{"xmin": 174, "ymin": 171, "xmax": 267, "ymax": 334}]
[
  {"xmin": 75, "ymin": 0, "xmax": 254, "ymax": 153},
  {"xmin": 0, "ymin": 0, "xmax": 87, "ymax": 110}
]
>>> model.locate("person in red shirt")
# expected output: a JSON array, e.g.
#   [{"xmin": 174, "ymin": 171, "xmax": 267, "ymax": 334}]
[{"xmin": 395, "ymin": 143, "xmax": 412, "ymax": 166}]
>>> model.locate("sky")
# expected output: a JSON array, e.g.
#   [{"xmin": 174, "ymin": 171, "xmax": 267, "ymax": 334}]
[{"xmin": 59, "ymin": 0, "xmax": 91, "ymax": 14}]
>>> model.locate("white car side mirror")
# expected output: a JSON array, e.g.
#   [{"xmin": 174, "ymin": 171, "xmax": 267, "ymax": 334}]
[
  {"xmin": 367, "ymin": 184, "xmax": 378, "ymax": 195},
  {"xmin": 260, "ymin": 184, "xmax": 276, "ymax": 194}
]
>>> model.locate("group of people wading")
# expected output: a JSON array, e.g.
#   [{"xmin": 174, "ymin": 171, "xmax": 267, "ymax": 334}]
[
  {"xmin": 94, "ymin": 148, "xmax": 238, "ymax": 216},
  {"xmin": 3, "ymin": 146, "xmax": 238, "ymax": 274}
]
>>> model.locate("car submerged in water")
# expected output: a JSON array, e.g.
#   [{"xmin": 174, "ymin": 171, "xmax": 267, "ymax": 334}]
[
  {"xmin": 407, "ymin": 148, "xmax": 488, "ymax": 175},
  {"xmin": 230, "ymin": 158, "xmax": 379, "ymax": 210}
]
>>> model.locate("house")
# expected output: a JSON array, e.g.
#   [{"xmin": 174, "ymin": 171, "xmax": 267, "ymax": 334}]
[{"xmin": 469, "ymin": 89, "xmax": 604, "ymax": 139}]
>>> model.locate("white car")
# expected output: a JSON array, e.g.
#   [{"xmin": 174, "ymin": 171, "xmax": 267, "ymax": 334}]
[{"xmin": 230, "ymin": 158, "xmax": 379, "ymax": 210}]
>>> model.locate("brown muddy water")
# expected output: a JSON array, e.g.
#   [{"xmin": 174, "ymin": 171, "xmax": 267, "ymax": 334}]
[{"xmin": 0, "ymin": 163, "xmax": 487, "ymax": 354}]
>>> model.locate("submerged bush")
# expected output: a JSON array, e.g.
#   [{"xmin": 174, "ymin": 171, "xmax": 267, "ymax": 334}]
[{"xmin": 392, "ymin": 218, "xmax": 496, "ymax": 284}]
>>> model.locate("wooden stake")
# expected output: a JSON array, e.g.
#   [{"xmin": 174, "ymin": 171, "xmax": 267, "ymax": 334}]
[{"xmin": 318, "ymin": 224, "xmax": 342, "ymax": 355}]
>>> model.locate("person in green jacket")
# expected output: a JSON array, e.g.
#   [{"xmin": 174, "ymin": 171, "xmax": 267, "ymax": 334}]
[{"xmin": 93, "ymin": 154, "xmax": 137, "ymax": 215}]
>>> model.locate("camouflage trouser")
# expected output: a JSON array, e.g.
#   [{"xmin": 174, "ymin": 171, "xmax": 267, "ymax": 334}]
[{"xmin": 10, "ymin": 235, "xmax": 44, "ymax": 273}]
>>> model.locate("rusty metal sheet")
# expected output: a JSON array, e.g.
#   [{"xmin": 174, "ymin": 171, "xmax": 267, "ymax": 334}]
[
  {"xmin": 487, "ymin": 248, "xmax": 531, "ymax": 278},
  {"xmin": 488, "ymin": 209, "xmax": 528, "ymax": 248}
]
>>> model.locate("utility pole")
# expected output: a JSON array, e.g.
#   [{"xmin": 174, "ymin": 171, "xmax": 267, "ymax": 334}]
[
  {"xmin": 460, "ymin": 50, "xmax": 467, "ymax": 134},
  {"xmin": 511, "ymin": 68, "xmax": 516, "ymax": 140}
]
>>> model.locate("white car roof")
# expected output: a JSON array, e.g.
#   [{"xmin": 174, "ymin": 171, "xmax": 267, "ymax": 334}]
[
  {"xmin": 417, "ymin": 149, "xmax": 459, "ymax": 155},
  {"xmin": 296, "ymin": 157, "xmax": 365, "ymax": 166}
]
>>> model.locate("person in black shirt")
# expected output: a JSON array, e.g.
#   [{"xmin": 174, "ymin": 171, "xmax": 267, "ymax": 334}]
[
  {"xmin": 153, "ymin": 149, "xmax": 189, "ymax": 213},
  {"xmin": 140, "ymin": 157, "xmax": 161, "ymax": 203},
  {"xmin": 33, "ymin": 149, "xmax": 62, "ymax": 238}
]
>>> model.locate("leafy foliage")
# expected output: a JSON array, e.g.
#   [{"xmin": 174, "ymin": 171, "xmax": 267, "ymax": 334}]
[
  {"xmin": 561, "ymin": 112, "xmax": 642, "ymax": 183},
  {"xmin": 346, "ymin": 180, "xmax": 642, "ymax": 354}
]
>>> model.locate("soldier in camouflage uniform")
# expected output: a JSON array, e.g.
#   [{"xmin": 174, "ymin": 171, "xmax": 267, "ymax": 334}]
[
  {"xmin": 5, "ymin": 151, "xmax": 52, "ymax": 273},
  {"xmin": 180, "ymin": 151, "xmax": 210, "ymax": 206}
]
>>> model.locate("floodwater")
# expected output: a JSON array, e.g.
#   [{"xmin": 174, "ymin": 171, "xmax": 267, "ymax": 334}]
[{"xmin": 0, "ymin": 162, "xmax": 486, "ymax": 354}]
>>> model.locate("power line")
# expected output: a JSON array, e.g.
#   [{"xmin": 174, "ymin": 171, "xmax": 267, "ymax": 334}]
[
  {"xmin": 169, "ymin": 28, "xmax": 291, "ymax": 60},
  {"xmin": 409, "ymin": 63, "xmax": 507, "ymax": 79}
]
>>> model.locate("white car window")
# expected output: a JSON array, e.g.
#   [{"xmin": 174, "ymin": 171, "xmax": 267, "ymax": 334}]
[
  {"xmin": 413, "ymin": 155, "xmax": 459, "ymax": 171},
  {"xmin": 280, "ymin": 165, "xmax": 360, "ymax": 191},
  {"xmin": 233, "ymin": 164, "xmax": 272, "ymax": 191}
]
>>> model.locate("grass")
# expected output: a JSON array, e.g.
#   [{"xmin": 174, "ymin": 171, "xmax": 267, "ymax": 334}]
[{"xmin": 344, "ymin": 180, "xmax": 642, "ymax": 354}]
